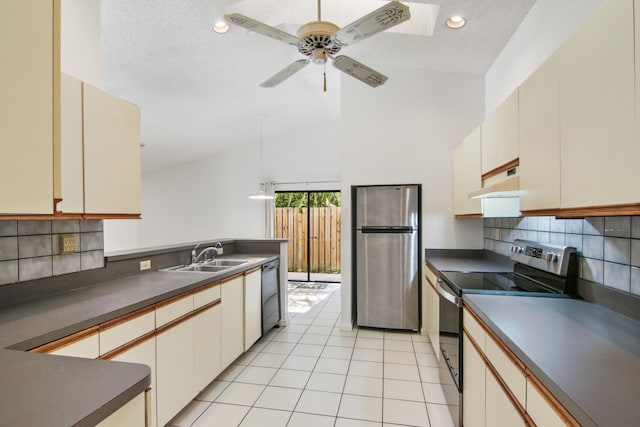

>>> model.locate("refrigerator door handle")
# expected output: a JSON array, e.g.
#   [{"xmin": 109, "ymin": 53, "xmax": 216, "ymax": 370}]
[{"xmin": 361, "ymin": 226, "xmax": 415, "ymax": 233}]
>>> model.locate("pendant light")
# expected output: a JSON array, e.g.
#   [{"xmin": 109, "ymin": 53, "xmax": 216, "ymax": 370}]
[{"xmin": 249, "ymin": 116, "xmax": 274, "ymax": 200}]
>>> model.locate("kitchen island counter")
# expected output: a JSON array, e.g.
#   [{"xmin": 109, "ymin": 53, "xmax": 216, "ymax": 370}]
[
  {"xmin": 0, "ymin": 253, "xmax": 276, "ymax": 426},
  {"xmin": 464, "ymin": 293, "xmax": 640, "ymax": 427}
]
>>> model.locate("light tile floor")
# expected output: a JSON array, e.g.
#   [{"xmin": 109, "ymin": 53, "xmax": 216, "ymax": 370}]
[{"xmin": 167, "ymin": 282, "xmax": 455, "ymax": 427}]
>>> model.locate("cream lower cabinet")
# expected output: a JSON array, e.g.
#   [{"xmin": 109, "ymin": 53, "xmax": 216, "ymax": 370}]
[
  {"xmin": 194, "ymin": 282, "xmax": 222, "ymax": 393},
  {"xmin": 31, "ymin": 327, "xmax": 99, "ymax": 358},
  {"xmin": 462, "ymin": 332, "xmax": 485, "ymax": 427},
  {"xmin": 423, "ymin": 266, "xmax": 440, "ymax": 355},
  {"xmin": 105, "ymin": 338, "xmax": 156, "ymax": 427},
  {"xmin": 485, "ymin": 369, "xmax": 526, "ymax": 427},
  {"xmin": 453, "ymin": 127, "xmax": 482, "ymax": 216},
  {"xmin": 221, "ymin": 275, "xmax": 245, "ymax": 367},
  {"xmin": 156, "ymin": 317, "xmax": 195, "ymax": 427},
  {"xmin": 96, "ymin": 391, "xmax": 147, "ymax": 427},
  {"xmin": 244, "ymin": 268, "xmax": 262, "ymax": 350},
  {"xmin": 559, "ymin": 0, "xmax": 638, "ymax": 208}
]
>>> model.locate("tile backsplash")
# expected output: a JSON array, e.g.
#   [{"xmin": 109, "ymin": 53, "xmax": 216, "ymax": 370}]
[
  {"xmin": 0, "ymin": 220, "xmax": 104, "ymax": 285},
  {"xmin": 484, "ymin": 216, "xmax": 640, "ymax": 296}
]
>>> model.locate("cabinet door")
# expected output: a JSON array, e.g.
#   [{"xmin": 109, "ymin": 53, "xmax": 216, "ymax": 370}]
[
  {"xmin": 244, "ymin": 269, "xmax": 262, "ymax": 350},
  {"xmin": 636, "ymin": 0, "xmax": 640, "ymax": 124},
  {"xmin": 82, "ymin": 82, "xmax": 141, "ymax": 215},
  {"xmin": 559, "ymin": 0, "xmax": 638, "ymax": 208},
  {"xmin": 481, "ymin": 113, "xmax": 498, "ymax": 175},
  {"xmin": 194, "ymin": 303, "xmax": 221, "ymax": 393},
  {"xmin": 423, "ymin": 268, "xmax": 439, "ymax": 355},
  {"xmin": 96, "ymin": 391, "xmax": 146, "ymax": 427},
  {"xmin": 526, "ymin": 380, "xmax": 567, "ymax": 427},
  {"xmin": 221, "ymin": 276, "xmax": 245, "ymax": 368},
  {"xmin": 0, "ymin": 1, "xmax": 56, "ymax": 214},
  {"xmin": 453, "ymin": 127, "xmax": 482, "ymax": 216},
  {"xmin": 485, "ymin": 368, "xmax": 526, "ymax": 427},
  {"xmin": 519, "ymin": 52, "xmax": 561, "ymax": 211},
  {"xmin": 108, "ymin": 337, "xmax": 156, "ymax": 427},
  {"xmin": 156, "ymin": 319, "xmax": 194, "ymax": 427},
  {"xmin": 462, "ymin": 333, "xmax": 485, "ymax": 427},
  {"xmin": 495, "ymin": 89, "xmax": 519, "ymax": 168},
  {"xmin": 58, "ymin": 73, "xmax": 84, "ymax": 213}
]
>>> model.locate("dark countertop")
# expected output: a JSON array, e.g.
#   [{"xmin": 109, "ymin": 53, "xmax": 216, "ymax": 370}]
[
  {"xmin": 0, "ymin": 254, "xmax": 275, "ymax": 426},
  {"xmin": 464, "ymin": 294, "xmax": 640, "ymax": 427},
  {"xmin": 425, "ymin": 249, "xmax": 514, "ymax": 273}
]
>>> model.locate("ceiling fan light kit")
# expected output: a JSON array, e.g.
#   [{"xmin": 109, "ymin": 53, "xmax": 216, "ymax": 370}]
[{"xmin": 224, "ymin": 0, "xmax": 410, "ymax": 88}]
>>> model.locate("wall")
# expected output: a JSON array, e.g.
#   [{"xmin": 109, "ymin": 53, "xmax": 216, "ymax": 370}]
[
  {"xmin": 339, "ymin": 66, "xmax": 485, "ymax": 329},
  {"xmin": 484, "ymin": 0, "xmax": 604, "ymax": 113},
  {"xmin": 485, "ymin": 216, "xmax": 640, "ymax": 296},
  {"xmin": 0, "ymin": 220, "xmax": 104, "ymax": 286},
  {"xmin": 132, "ymin": 122, "xmax": 341, "ymax": 249},
  {"xmin": 61, "ymin": 0, "xmax": 102, "ymax": 86}
]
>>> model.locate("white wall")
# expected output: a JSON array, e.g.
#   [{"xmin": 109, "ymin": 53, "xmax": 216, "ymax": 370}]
[
  {"xmin": 339, "ymin": 67, "xmax": 485, "ymax": 329},
  {"xmin": 61, "ymin": 0, "xmax": 102, "ymax": 86},
  {"xmin": 485, "ymin": 0, "xmax": 604, "ymax": 113},
  {"xmin": 127, "ymin": 121, "xmax": 341, "ymax": 249}
]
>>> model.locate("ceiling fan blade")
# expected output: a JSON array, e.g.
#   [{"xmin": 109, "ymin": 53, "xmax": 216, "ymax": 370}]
[
  {"xmin": 224, "ymin": 13, "xmax": 300, "ymax": 47},
  {"xmin": 331, "ymin": 1, "xmax": 410, "ymax": 47},
  {"xmin": 260, "ymin": 59, "xmax": 310, "ymax": 88},
  {"xmin": 333, "ymin": 55, "xmax": 388, "ymax": 88}
]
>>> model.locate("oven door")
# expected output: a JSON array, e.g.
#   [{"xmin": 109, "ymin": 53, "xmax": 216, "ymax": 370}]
[{"xmin": 438, "ymin": 277, "xmax": 462, "ymax": 426}]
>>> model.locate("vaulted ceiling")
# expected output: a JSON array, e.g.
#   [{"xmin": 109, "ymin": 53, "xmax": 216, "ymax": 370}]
[{"xmin": 101, "ymin": 0, "xmax": 536, "ymax": 172}]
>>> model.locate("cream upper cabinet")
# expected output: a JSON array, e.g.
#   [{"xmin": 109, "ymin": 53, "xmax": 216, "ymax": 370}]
[
  {"xmin": 59, "ymin": 73, "xmax": 84, "ymax": 214},
  {"xmin": 519, "ymin": 52, "xmax": 561, "ymax": 212},
  {"xmin": 83, "ymin": 82, "xmax": 141, "ymax": 215},
  {"xmin": 0, "ymin": 1, "xmax": 57, "ymax": 214},
  {"xmin": 636, "ymin": 0, "xmax": 640, "ymax": 124},
  {"xmin": 244, "ymin": 268, "xmax": 262, "ymax": 350},
  {"xmin": 454, "ymin": 127, "xmax": 482, "ymax": 216},
  {"xmin": 559, "ymin": 0, "xmax": 638, "ymax": 208},
  {"xmin": 481, "ymin": 89, "xmax": 519, "ymax": 175}
]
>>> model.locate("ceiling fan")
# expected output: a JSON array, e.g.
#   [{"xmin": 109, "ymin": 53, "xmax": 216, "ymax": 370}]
[{"xmin": 224, "ymin": 0, "xmax": 410, "ymax": 89}]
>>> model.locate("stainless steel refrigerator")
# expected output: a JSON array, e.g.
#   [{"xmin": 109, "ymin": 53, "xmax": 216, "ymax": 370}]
[{"xmin": 355, "ymin": 185, "xmax": 420, "ymax": 330}]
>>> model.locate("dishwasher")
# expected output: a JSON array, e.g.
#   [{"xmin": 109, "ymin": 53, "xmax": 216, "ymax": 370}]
[{"xmin": 261, "ymin": 259, "xmax": 280, "ymax": 335}]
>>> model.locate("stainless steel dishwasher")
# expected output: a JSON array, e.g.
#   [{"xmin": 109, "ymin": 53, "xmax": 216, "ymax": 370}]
[{"xmin": 261, "ymin": 259, "xmax": 280, "ymax": 335}]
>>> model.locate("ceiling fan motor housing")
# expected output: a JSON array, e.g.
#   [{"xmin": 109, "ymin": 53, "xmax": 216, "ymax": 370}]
[{"xmin": 297, "ymin": 21, "xmax": 342, "ymax": 57}]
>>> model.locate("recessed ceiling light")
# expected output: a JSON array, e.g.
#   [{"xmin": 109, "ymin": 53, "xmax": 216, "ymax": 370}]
[
  {"xmin": 446, "ymin": 15, "xmax": 466, "ymax": 29},
  {"xmin": 213, "ymin": 21, "xmax": 229, "ymax": 34}
]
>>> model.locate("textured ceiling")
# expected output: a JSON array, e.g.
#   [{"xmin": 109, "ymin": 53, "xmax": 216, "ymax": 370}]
[{"xmin": 101, "ymin": 0, "xmax": 536, "ymax": 172}]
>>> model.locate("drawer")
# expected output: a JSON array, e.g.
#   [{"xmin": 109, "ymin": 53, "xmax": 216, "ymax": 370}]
[
  {"xmin": 194, "ymin": 283, "xmax": 221, "ymax": 309},
  {"xmin": 100, "ymin": 308, "xmax": 155, "ymax": 355},
  {"xmin": 526, "ymin": 379, "xmax": 568, "ymax": 427},
  {"xmin": 49, "ymin": 332, "xmax": 99, "ymax": 358},
  {"xmin": 485, "ymin": 333, "xmax": 527, "ymax": 407},
  {"xmin": 463, "ymin": 308, "xmax": 486, "ymax": 352},
  {"xmin": 156, "ymin": 294, "xmax": 194, "ymax": 327}
]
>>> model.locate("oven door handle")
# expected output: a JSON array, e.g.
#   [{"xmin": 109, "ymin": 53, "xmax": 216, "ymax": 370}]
[{"xmin": 438, "ymin": 279, "xmax": 462, "ymax": 308}]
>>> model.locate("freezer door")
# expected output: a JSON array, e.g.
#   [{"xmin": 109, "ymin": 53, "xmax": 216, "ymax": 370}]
[
  {"xmin": 356, "ymin": 230, "xmax": 419, "ymax": 330},
  {"xmin": 356, "ymin": 185, "xmax": 418, "ymax": 228}
]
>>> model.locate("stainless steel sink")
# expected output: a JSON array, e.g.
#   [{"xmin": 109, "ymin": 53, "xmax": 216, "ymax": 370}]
[
  {"xmin": 160, "ymin": 258, "xmax": 250, "ymax": 273},
  {"xmin": 205, "ymin": 259, "xmax": 249, "ymax": 267}
]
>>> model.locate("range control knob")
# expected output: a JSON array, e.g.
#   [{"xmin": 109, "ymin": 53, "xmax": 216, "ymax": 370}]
[{"xmin": 544, "ymin": 252, "xmax": 558, "ymax": 262}]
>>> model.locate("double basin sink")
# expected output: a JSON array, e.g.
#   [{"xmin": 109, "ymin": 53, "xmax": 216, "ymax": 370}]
[{"xmin": 161, "ymin": 258, "xmax": 250, "ymax": 274}]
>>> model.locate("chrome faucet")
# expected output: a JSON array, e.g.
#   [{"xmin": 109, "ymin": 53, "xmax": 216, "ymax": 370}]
[
  {"xmin": 191, "ymin": 243, "xmax": 201, "ymax": 264},
  {"xmin": 192, "ymin": 245, "xmax": 220, "ymax": 264}
]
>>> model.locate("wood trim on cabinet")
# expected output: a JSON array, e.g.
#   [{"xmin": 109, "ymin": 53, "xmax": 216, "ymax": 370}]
[
  {"xmin": 100, "ymin": 330, "xmax": 156, "ymax": 360},
  {"xmin": 29, "ymin": 325, "xmax": 99, "ymax": 354},
  {"xmin": 425, "ymin": 262, "xmax": 440, "ymax": 279},
  {"xmin": 527, "ymin": 368, "xmax": 581, "ymax": 427},
  {"xmin": 521, "ymin": 202, "xmax": 640, "ymax": 218},
  {"xmin": 244, "ymin": 266, "xmax": 262, "ymax": 276},
  {"xmin": 481, "ymin": 158, "xmax": 519, "ymax": 181},
  {"xmin": 154, "ymin": 291, "xmax": 194, "ymax": 310},
  {"xmin": 454, "ymin": 213, "xmax": 483, "ymax": 219},
  {"xmin": 217, "ymin": 272, "xmax": 245, "ymax": 286},
  {"xmin": 99, "ymin": 305, "xmax": 155, "ymax": 333},
  {"xmin": 464, "ymin": 304, "xmax": 527, "ymax": 373},
  {"xmin": 83, "ymin": 213, "xmax": 141, "ymax": 220},
  {"xmin": 155, "ymin": 299, "xmax": 221, "ymax": 336}
]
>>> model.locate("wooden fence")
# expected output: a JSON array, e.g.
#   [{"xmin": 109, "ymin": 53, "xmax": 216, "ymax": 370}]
[{"xmin": 274, "ymin": 207, "xmax": 341, "ymax": 273}]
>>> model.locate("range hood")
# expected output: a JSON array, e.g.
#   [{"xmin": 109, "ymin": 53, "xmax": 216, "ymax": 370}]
[
  {"xmin": 469, "ymin": 165, "xmax": 520, "ymax": 217},
  {"xmin": 469, "ymin": 174, "xmax": 520, "ymax": 199},
  {"xmin": 469, "ymin": 166, "xmax": 520, "ymax": 199}
]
